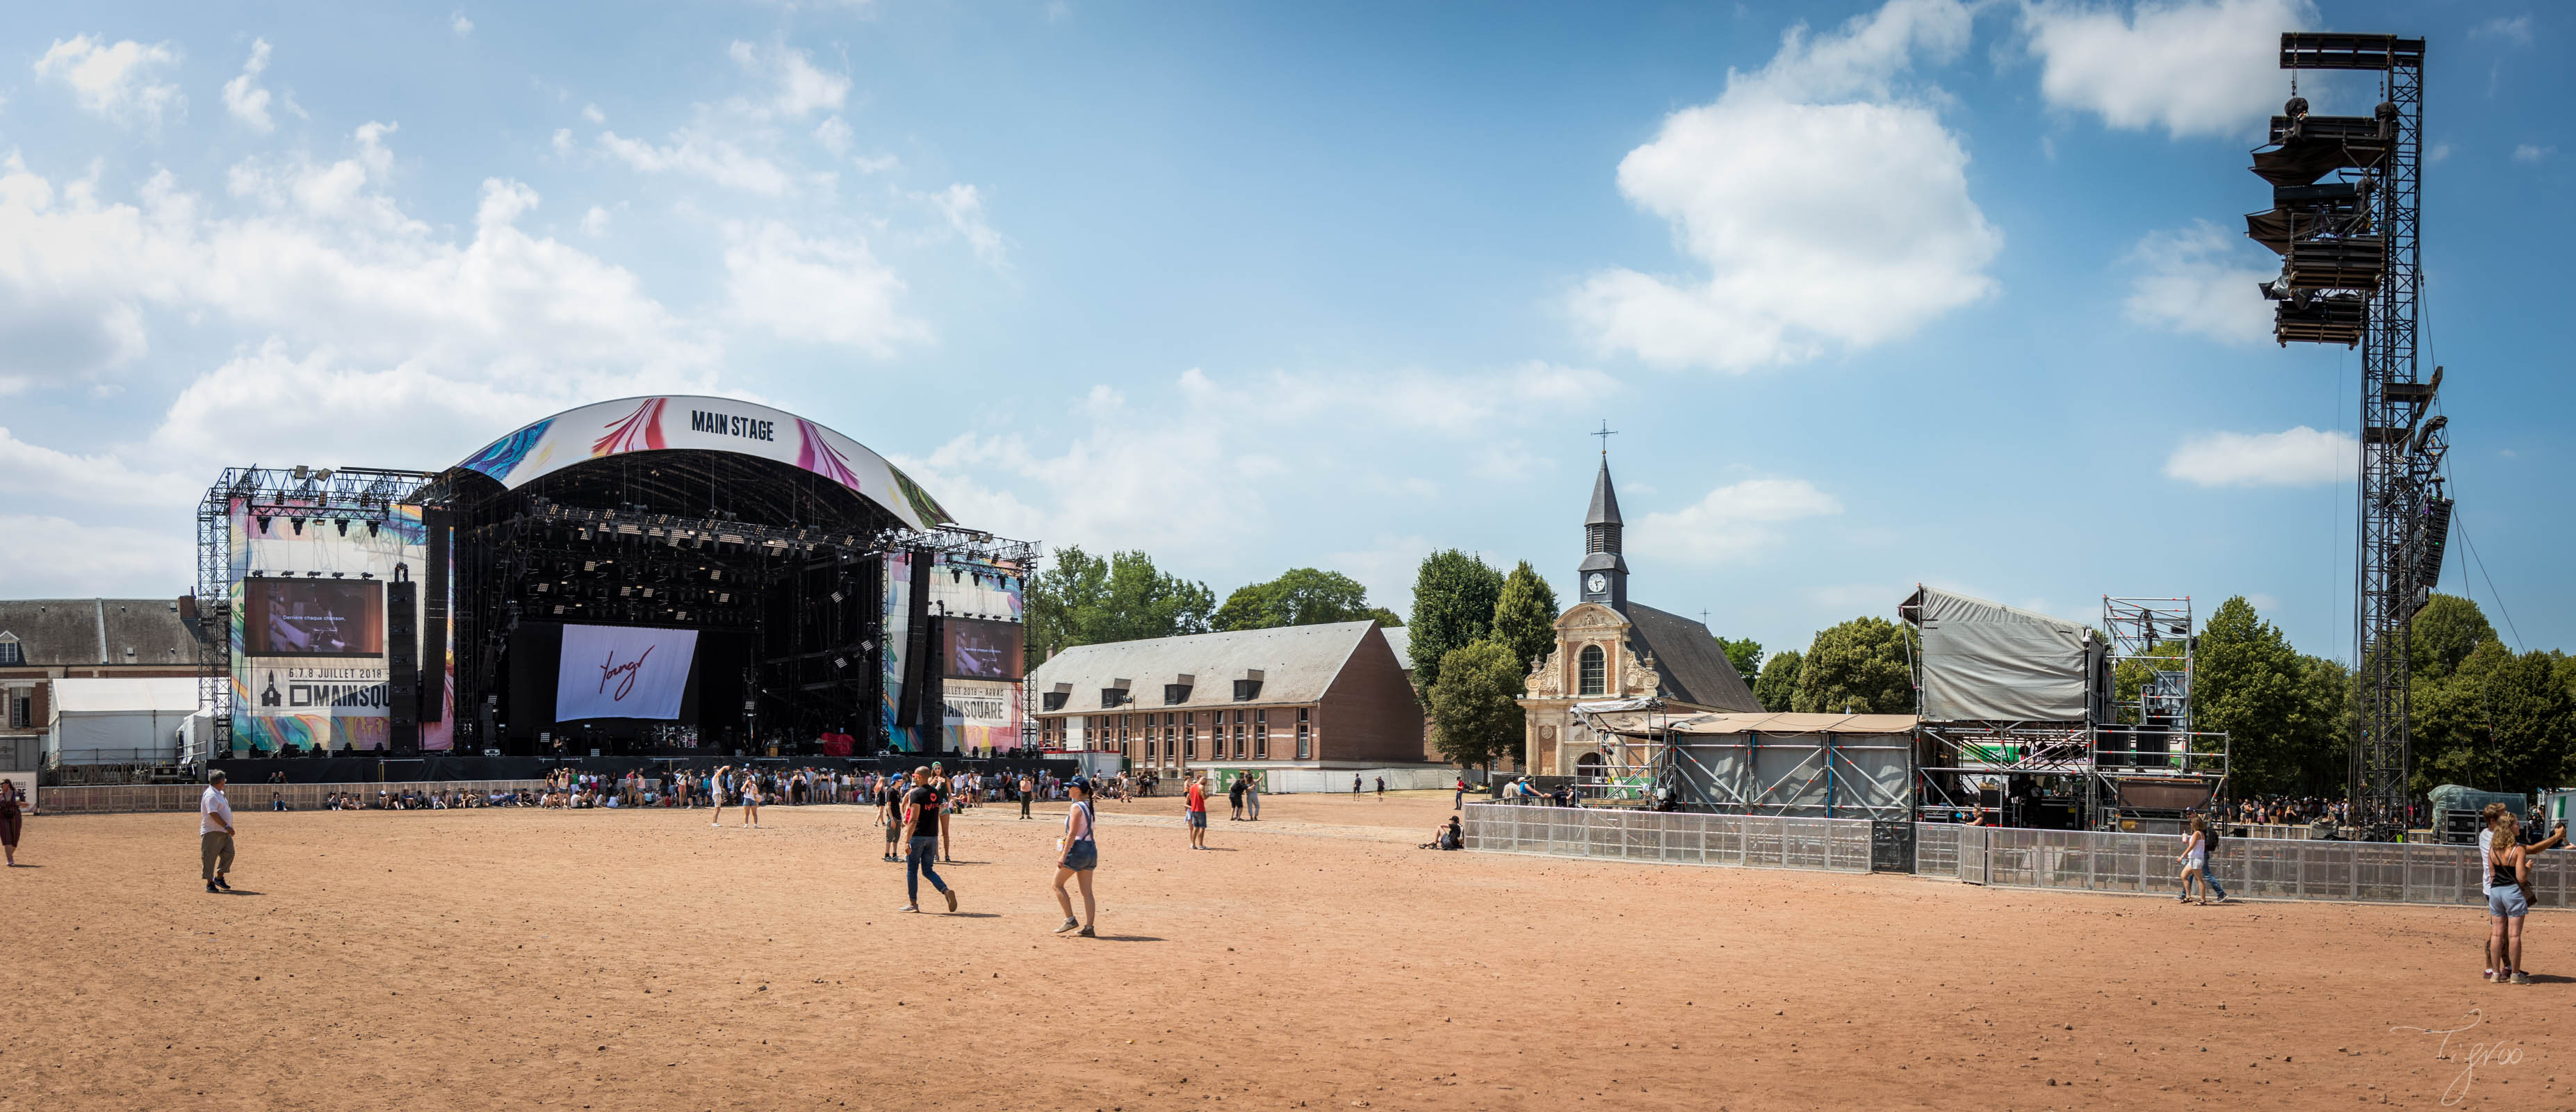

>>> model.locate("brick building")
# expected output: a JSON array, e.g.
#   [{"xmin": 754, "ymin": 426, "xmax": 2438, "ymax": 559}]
[
  {"xmin": 0, "ymin": 598, "xmax": 204, "ymax": 785},
  {"xmin": 1027, "ymin": 620, "xmax": 1425, "ymax": 777}
]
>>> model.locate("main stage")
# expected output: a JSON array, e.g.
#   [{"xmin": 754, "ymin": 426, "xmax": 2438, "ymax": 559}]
[{"xmin": 190, "ymin": 396, "xmax": 1037, "ymax": 761}]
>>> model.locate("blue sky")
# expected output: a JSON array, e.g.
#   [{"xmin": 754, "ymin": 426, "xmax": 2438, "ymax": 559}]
[{"xmin": 0, "ymin": 0, "xmax": 2565, "ymax": 666}]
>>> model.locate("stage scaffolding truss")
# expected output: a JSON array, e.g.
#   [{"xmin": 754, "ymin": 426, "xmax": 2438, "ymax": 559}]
[
  {"xmin": 1564, "ymin": 701, "xmax": 1915, "ymax": 821},
  {"xmin": 1910, "ymin": 597, "xmax": 2229, "ymax": 828}
]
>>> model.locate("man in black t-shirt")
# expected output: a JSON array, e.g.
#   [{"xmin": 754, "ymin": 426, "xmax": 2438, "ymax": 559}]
[{"xmin": 899, "ymin": 768, "xmax": 957, "ymax": 913}]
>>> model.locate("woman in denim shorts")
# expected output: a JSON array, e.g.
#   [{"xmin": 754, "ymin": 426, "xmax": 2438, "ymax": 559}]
[
  {"xmin": 2489, "ymin": 813, "xmax": 2536, "ymax": 984},
  {"xmin": 1052, "ymin": 777, "xmax": 1100, "ymax": 938}
]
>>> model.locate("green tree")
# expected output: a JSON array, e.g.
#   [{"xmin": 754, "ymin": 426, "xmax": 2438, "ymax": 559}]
[
  {"xmin": 1715, "ymin": 637, "xmax": 1763, "ymax": 682},
  {"xmin": 1490, "ymin": 561, "xmax": 1560, "ymax": 673},
  {"xmin": 2413, "ymin": 593, "xmax": 2496, "ymax": 682},
  {"xmin": 1407, "ymin": 549, "xmax": 1504, "ymax": 693},
  {"xmin": 1426, "ymin": 639, "xmax": 1526, "ymax": 770},
  {"xmin": 1753, "ymin": 650, "xmax": 1802, "ymax": 712},
  {"xmin": 1365, "ymin": 607, "xmax": 1405, "ymax": 629},
  {"xmin": 1791, "ymin": 617, "xmax": 1916, "ymax": 714},
  {"xmin": 1211, "ymin": 568, "xmax": 1384, "ymax": 632},
  {"xmin": 2415, "ymin": 639, "xmax": 2576, "ymax": 795},
  {"xmin": 2192, "ymin": 596, "xmax": 2345, "ymax": 796},
  {"xmin": 1022, "ymin": 546, "xmax": 1214, "ymax": 667}
]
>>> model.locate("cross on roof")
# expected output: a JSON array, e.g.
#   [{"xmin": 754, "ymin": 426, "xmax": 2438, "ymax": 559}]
[{"xmin": 1592, "ymin": 420, "xmax": 1617, "ymax": 456}]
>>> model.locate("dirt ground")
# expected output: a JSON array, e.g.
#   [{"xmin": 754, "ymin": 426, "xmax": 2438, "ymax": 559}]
[{"xmin": 3, "ymin": 789, "xmax": 2563, "ymax": 1111}]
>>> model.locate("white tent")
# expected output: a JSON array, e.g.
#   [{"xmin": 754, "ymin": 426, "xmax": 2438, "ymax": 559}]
[{"xmin": 48, "ymin": 678, "xmax": 201, "ymax": 765}]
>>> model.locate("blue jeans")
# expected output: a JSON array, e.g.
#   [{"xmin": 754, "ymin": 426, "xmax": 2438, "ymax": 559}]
[{"xmin": 906, "ymin": 836, "xmax": 948, "ymax": 904}]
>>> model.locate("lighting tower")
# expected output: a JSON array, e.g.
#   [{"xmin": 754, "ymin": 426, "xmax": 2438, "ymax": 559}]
[{"xmin": 2246, "ymin": 33, "xmax": 2446, "ymax": 840}]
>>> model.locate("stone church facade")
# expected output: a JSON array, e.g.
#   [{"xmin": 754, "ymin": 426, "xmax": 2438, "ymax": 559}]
[{"xmin": 1519, "ymin": 457, "xmax": 1762, "ymax": 776}]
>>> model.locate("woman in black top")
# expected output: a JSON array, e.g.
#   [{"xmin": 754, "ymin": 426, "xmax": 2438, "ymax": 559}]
[{"xmin": 0, "ymin": 778, "xmax": 24, "ymax": 865}]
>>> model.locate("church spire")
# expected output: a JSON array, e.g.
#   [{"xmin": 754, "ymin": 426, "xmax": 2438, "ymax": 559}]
[{"xmin": 1578, "ymin": 455, "xmax": 1628, "ymax": 610}]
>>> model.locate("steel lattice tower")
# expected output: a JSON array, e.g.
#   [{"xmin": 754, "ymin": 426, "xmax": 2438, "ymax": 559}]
[{"xmin": 2252, "ymin": 34, "xmax": 2443, "ymax": 838}]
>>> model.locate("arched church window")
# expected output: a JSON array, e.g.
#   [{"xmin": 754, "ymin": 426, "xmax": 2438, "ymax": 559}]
[{"xmin": 1578, "ymin": 644, "xmax": 1606, "ymax": 696}]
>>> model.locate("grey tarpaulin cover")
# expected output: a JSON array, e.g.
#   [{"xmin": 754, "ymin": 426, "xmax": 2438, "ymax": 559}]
[{"xmin": 1899, "ymin": 587, "xmax": 2099, "ymax": 723}]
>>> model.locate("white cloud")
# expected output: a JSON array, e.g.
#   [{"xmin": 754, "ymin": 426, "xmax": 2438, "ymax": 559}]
[
  {"xmin": 2513, "ymin": 144, "xmax": 2552, "ymax": 164},
  {"xmin": 1570, "ymin": 0, "xmax": 2000, "ymax": 372},
  {"xmin": 0, "ymin": 425, "xmax": 191, "ymax": 505},
  {"xmin": 598, "ymin": 130, "xmax": 797, "ymax": 194},
  {"xmin": 815, "ymin": 115, "xmax": 851, "ymax": 154},
  {"xmin": 2122, "ymin": 220, "xmax": 2273, "ymax": 344},
  {"xmin": 895, "ymin": 364, "xmax": 1607, "ymax": 573},
  {"xmin": 731, "ymin": 42, "xmax": 849, "ymax": 118},
  {"xmin": 1632, "ymin": 477, "xmax": 1843, "ymax": 565},
  {"xmin": 2165, "ymin": 426, "xmax": 2353, "ymax": 487},
  {"xmin": 2021, "ymin": 0, "xmax": 2313, "ymax": 139},
  {"xmin": 450, "ymin": 12, "xmax": 474, "ymax": 37},
  {"xmin": 722, "ymin": 220, "xmax": 928, "ymax": 354},
  {"xmin": 0, "ymin": 514, "xmax": 195, "ymax": 596},
  {"xmin": 2474, "ymin": 16, "xmax": 2533, "ymax": 47},
  {"xmin": 582, "ymin": 103, "xmax": 606, "ymax": 124},
  {"xmin": 1045, "ymin": 2, "xmax": 1073, "ymax": 23},
  {"xmin": 33, "ymin": 35, "xmax": 186, "ymax": 130},
  {"xmin": 580, "ymin": 204, "xmax": 611, "ymax": 236},
  {"xmin": 925, "ymin": 183, "xmax": 1009, "ymax": 267},
  {"xmin": 222, "ymin": 38, "xmax": 275, "ymax": 133}
]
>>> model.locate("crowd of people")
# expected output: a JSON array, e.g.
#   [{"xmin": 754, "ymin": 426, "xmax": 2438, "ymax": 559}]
[{"xmin": 2222, "ymin": 796, "xmax": 2351, "ymax": 827}]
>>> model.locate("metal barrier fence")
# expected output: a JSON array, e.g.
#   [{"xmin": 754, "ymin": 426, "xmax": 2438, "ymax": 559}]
[
  {"xmin": 1959, "ymin": 826, "xmax": 2575, "ymax": 909},
  {"xmin": 1461, "ymin": 803, "xmax": 1873, "ymax": 873},
  {"xmin": 35, "ymin": 780, "xmax": 550, "ymax": 815},
  {"xmin": 1463, "ymin": 803, "xmax": 2570, "ymax": 910}
]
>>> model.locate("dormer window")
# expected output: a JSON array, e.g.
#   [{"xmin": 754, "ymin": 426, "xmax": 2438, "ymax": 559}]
[
  {"xmin": 0, "ymin": 633, "xmax": 20, "ymax": 667},
  {"xmin": 1233, "ymin": 669, "xmax": 1264, "ymax": 701},
  {"xmin": 1100, "ymin": 678, "xmax": 1133, "ymax": 708}
]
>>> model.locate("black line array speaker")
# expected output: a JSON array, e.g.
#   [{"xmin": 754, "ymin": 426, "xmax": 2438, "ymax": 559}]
[
  {"xmin": 388, "ymin": 571, "xmax": 420, "ymax": 750},
  {"xmin": 420, "ymin": 507, "xmax": 450, "ymax": 723}
]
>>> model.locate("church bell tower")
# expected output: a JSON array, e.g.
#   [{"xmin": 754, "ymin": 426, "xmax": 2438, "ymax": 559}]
[{"xmin": 1579, "ymin": 457, "xmax": 1627, "ymax": 612}]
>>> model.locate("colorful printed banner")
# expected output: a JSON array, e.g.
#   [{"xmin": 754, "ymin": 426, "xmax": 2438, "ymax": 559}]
[{"xmin": 456, "ymin": 396, "xmax": 952, "ymax": 532}]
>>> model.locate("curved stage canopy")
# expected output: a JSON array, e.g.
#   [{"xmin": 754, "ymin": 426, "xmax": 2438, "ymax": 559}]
[{"xmin": 452, "ymin": 395, "xmax": 952, "ymax": 532}]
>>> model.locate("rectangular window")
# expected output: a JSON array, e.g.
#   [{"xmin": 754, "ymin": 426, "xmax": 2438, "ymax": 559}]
[
  {"xmin": 1234, "ymin": 714, "xmax": 1246, "ymax": 760},
  {"xmin": 1254, "ymin": 709, "xmax": 1268, "ymax": 760},
  {"xmin": 0, "ymin": 641, "xmax": 21, "ymax": 665},
  {"xmin": 1297, "ymin": 719, "xmax": 1311, "ymax": 761},
  {"xmin": 1184, "ymin": 713, "xmax": 1196, "ymax": 760}
]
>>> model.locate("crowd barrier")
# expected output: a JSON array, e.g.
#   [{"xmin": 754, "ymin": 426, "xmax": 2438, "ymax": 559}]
[
  {"xmin": 36, "ymin": 780, "xmax": 549, "ymax": 815},
  {"xmin": 1462, "ymin": 802, "xmax": 1873, "ymax": 873},
  {"xmin": 1462, "ymin": 802, "xmax": 2571, "ymax": 910},
  {"xmin": 1258, "ymin": 767, "xmax": 1472, "ymax": 795}
]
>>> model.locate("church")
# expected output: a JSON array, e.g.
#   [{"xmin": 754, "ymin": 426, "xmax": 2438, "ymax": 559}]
[{"xmin": 1518, "ymin": 456, "xmax": 1761, "ymax": 776}]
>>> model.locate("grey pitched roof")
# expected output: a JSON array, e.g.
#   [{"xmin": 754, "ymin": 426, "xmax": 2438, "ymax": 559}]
[
  {"xmin": 1028, "ymin": 621, "xmax": 1392, "ymax": 712},
  {"xmin": 1626, "ymin": 603, "xmax": 1761, "ymax": 712},
  {"xmin": 0, "ymin": 598, "xmax": 199, "ymax": 667},
  {"xmin": 1380, "ymin": 626, "xmax": 1412, "ymax": 672},
  {"xmin": 1585, "ymin": 457, "xmax": 1622, "ymax": 526}
]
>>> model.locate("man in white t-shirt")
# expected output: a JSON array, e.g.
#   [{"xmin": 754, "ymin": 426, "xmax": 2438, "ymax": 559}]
[{"xmin": 200, "ymin": 771, "xmax": 237, "ymax": 893}]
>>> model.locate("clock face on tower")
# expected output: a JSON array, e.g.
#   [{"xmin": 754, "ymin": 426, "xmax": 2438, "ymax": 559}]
[{"xmin": 1586, "ymin": 573, "xmax": 1608, "ymax": 595}]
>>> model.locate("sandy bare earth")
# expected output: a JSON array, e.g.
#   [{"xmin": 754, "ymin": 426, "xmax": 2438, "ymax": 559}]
[{"xmin": 1, "ymin": 790, "xmax": 2563, "ymax": 1111}]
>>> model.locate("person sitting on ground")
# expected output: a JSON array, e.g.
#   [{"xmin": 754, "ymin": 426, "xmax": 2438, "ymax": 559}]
[{"xmin": 1421, "ymin": 817, "xmax": 1464, "ymax": 851}]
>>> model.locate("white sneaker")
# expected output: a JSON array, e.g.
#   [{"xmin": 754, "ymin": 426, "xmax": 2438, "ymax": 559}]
[{"xmin": 897, "ymin": 904, "xmax": 919, "ymax": 913}]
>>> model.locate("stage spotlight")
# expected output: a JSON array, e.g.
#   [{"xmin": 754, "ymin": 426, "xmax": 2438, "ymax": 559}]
[
  {"xmin": 332, "ymin": 572, "xmax": 345, "ymax": 579},
  {"xmin": 293, "ymin": 465, "xmax": 310, "ymax": 480},
  {"xmin": 578, "ymin": 528, "xmax": 591, "ymax": 541},
  {"xmin": 833, "ymin": 657, "xmax": 849, "ymax": 670},
  {"xmin": 952, "ymin": 569, "xmax": 963, "ymax": 583},
  {"xmin": 313, "ymin": 468, "xmax": 332, "ymax": 482},
  {"xmin": 360, "ymin": 572, "xmax": 373, "ymax": 580},
  {"xmin": 335, "ymin": 520, "xmax": 349, "ymax": 537},
  {"xmin": 830, "ymin": 591, "xmax": 845, "ymax": 603},
  {"xmin": 306, "ymin": 571, "xmax": 322, "ymax": 578},
  {"xmin": 256, "ymin": 516, "xmax": 271, "ymax": 533},
  {"xmin": 248, "ymin": 570, "xmax": 262, "ymax": 579},
  {"xmin": 366, "ymin": 521, "xmax": 380, "ymax": 537},
  {"xmin": 291, "ymin": 518, "xmax": 307, "ymax": 534}
]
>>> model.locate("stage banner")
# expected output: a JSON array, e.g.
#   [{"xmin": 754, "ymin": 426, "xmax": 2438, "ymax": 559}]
[{"xmin": 555, "ymin": 624, "xmax": 699, "ymax": 721}]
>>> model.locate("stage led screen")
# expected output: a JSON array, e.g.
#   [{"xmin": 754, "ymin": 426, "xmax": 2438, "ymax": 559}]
[
  {"xmin": 555, "ymin": 624, "xmax": 699, "ymax": 721},
  {"xmin": 943, "ymin": 618, "xmax": 1024, "ymax": 681},
  {"xmin": 245, "ymin": 578, "xmax": 386, "ymax": 657}
]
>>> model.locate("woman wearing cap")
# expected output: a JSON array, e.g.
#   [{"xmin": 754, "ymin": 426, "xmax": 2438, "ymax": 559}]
[{"xmin": 1052, "ymin": 776, "xmax": 1098, "ymax": 937}]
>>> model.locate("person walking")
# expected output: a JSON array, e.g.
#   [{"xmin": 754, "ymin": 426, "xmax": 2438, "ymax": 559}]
[
  {"xmin": 1052, "ymin": 776, "xmax": 1100, "ymax": 937},
  {"xmin": 2176, "ymin": 814, "xmax": 2212, "ymax": 905},
  {"xmin": 879, "ymin": 774, "xmax": 904, "ymax": 862},
  {"xmin": 934, "ymin": 765, "xmax": 958, "ymax": 862},
  {"xmin": 1184, "ymin": 774, "xmax": 1209, "ymax": 850},
  {"xmin": 1019, "ymin": 774, "xmax": 1035, "ymax": 820},
  {"xmin": 709, "ymin": 765, "xmax": 733, "ymax": 828},
  {"xmin": 1244, "ymin": 772, "xmax": 1260, "ymax": 821},
  {"xmin": 200, "ymin": 770, "xmax": 236, "ymax": 893},
  {"xmin": 2201, "ymin": 817, "xmax": 2229, "ymax": 904},
  {"xmin": 0, "ymin": 778, "xmax": 24, "ymax": 866},
  {"xmin": 1352, "ymin": 774, "xmax": 1362, "ymax": 797},
  {"xmin": 1375, "ymin": 776, "xmax": 1385, "ymax": 801},
  {"xmin": 1227, "ymin": 775, "xmax": 1246, "ymax": 821},
  {"xmin": 898, "ymin": 767, "xmax": 959, "ymax": 913},
  {"xmin": 1454, "ymin": 774, "xmax": 1468, "ymax": 811}
]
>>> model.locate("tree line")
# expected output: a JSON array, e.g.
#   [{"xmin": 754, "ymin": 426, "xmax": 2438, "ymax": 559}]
[{"xmin": 1022, "ymin": 547, "xmax": 1403, "ymax": 670}]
